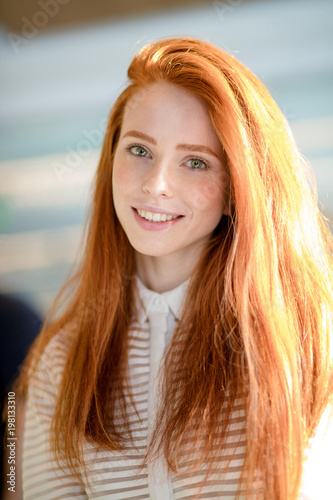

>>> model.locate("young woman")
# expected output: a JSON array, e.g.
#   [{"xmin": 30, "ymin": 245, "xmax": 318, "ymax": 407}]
[{"xmin": 19, "ymin": 37, "xmax": 333, "ymax": 499}]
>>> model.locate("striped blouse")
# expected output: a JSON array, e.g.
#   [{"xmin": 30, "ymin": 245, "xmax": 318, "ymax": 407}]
[{"xmin": 22, "ymin": 277, "xmax": 333, "ymax": 499}]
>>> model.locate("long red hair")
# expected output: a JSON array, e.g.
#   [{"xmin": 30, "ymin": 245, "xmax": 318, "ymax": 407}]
[{"xmin": 20, "ymin": 37, "xmax": 333, "ymax": 499}]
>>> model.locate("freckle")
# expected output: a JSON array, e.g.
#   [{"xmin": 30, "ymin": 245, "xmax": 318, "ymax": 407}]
[
  {"xmin": 207, "ymin": 182, "xmax": 221, "ymax": 197},
  {"xmin": 202, "ymin": 182, "xmax": 221, "ymax": 199},
  {"xmin": 192, "ymin": 182, "xmax": 221, "ymax": 209}
]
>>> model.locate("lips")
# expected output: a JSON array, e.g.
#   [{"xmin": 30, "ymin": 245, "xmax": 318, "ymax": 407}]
[
  {"xmin": 136, "ymin": 208, "xmax": 181, "ymax": 222},
  {"xmin": 131, "ymin": 207, "xmax": 184, "ymax": 231}
]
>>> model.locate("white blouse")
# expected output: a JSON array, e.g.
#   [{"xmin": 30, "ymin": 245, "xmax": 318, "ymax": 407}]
[{"xmin": 22, "ymin": 276, "xmax": 333, "ymax": 499}]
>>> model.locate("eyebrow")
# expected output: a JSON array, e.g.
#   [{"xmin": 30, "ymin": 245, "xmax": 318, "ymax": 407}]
[
  {"xmin": 176, "ymin": 143, "xmax": 221, "ymax": 160},
  {"xmin": 122, "ymin": 130, "xmax": 221, "ymax": 160},
  {"xmin": 123, "ymin": 130, "xmax": 157, "ymax": 145}
]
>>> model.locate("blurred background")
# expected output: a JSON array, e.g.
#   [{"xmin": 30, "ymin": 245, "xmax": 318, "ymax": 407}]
[{"xmin": 0, "ymin": 0, "xmax": 332, "ymax": 318}]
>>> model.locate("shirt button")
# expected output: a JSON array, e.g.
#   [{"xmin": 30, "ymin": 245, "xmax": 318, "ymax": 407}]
[{"xmin": 154, "ymin": 297, "xmax": 163, "ymax": 307}]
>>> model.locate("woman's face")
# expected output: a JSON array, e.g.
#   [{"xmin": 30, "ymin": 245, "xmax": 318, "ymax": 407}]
[{"xmin": 112, "ymin": 82, "xmax": 229, "ymax": 264}]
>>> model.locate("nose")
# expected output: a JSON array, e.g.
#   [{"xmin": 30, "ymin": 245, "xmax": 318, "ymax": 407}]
[{"xmin": 141, "ymin": 162, "xmax": 173, "ymax": 198}]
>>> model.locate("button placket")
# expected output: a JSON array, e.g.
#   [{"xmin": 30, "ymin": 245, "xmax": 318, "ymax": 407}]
[{"xmin": 147, "ymin": 295, "xmax": 172, "ymax": 499}]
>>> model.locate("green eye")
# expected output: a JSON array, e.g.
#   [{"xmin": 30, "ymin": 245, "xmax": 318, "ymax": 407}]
[
  {"xmin": 131, "ymin": 146, "xmax": 149, "ymax": 157},
  {"xmin": 187, "ymin": 158, "xmax": 206, "ymax": 170}
]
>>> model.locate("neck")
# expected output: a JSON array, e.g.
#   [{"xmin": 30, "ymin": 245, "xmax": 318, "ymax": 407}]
[{"xmin": 135, "ymin": 246, "xmax": 202, "ymax": 293}]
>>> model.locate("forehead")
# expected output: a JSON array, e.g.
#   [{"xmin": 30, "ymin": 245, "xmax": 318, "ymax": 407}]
[{"xmin": 121, "ymin": 82, "xmax": 221, "ymax": 150}]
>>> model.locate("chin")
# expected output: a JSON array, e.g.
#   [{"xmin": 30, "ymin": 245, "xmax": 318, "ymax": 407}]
[
  {"xmin": 130, "ymin": 240, "xmax": 172, "ymax": 258},
  {"xmin": 136, "ymin": 247, "xmax": 170, "ymax": 258}
]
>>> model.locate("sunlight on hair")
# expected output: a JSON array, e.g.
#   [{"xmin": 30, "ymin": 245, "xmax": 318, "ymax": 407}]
[{"xmin": 16, "ymin": 37, "xmax": 333, "ymax": 500}]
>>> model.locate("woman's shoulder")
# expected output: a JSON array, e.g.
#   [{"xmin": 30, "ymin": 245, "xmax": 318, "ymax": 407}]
[
  {"xmin": 33, "ymin": 325, "xmax": 76, "ymax": 389},
  {"xmin": 43, "ymin": 325, "xmax": 74, "ymax": 358}
]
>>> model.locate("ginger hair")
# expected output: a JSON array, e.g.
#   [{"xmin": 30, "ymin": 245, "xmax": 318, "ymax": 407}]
[{"xmin": 19, "ymin": 37, "xmax": 333, "ymax": 499}]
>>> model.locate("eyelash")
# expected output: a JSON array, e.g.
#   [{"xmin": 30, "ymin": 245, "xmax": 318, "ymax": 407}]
[
  {"xmin": 125, "ymin": 144, "xmax": 151, "ymax": 158},
  {"xmin": 125, "ymin": 143, "xmax": 210, "ymax": 170},
  {"xmin": 185, "ymin": 157, "xmax": 209, "ymax": 170}
]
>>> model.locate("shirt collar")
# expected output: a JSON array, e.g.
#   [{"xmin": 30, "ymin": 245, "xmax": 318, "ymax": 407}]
[{"xmin": 134, "ymin": 275, "xmax": 190, "ymax": 325}]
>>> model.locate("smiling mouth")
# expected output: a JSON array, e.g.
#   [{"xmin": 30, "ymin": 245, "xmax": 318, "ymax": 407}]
[{"xmin": 136, "ymin": 208, "xmax": 183, "ymax": 222}]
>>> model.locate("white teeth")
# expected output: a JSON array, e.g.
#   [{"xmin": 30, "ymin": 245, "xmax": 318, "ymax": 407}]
[{"xmin": 137, "ymin": 209, "xmax": 179, "ymax": 222}]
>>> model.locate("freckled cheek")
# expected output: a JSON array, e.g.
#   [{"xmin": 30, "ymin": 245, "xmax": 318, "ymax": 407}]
[
  {"xmin": 112, "ymin": 169, "xmax": 124, "ymax": 192},
  {"xmin": 112, "ymin": 161, "xmax": 137, "ymax": 194},
  {"xmin": 112, "ymin": 166, "xmax": 130, "ymax": 212},
  {"xmin": 190, "ymin": 180, "xmax": 226, "ymax": 212}
]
